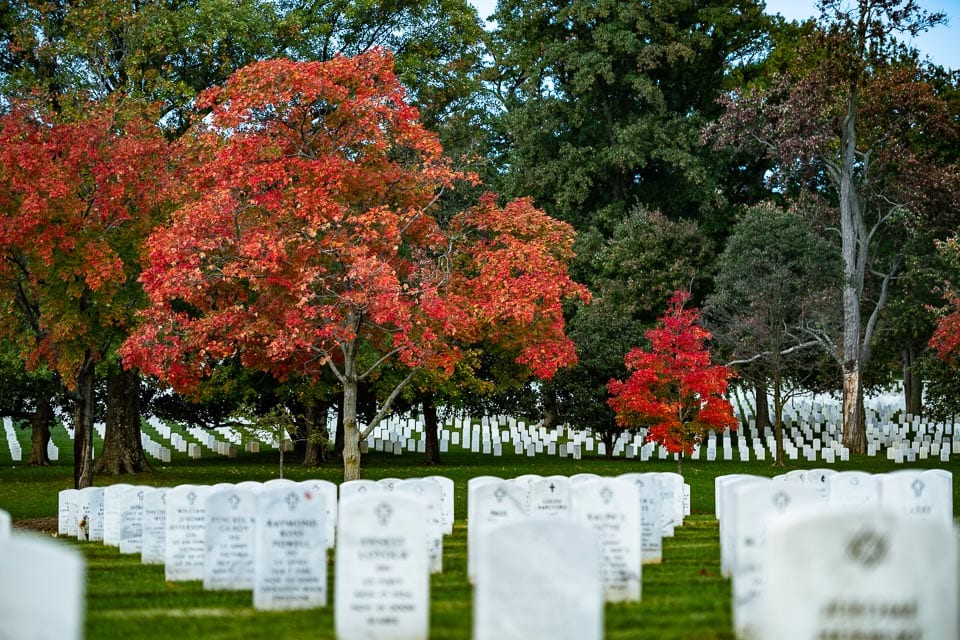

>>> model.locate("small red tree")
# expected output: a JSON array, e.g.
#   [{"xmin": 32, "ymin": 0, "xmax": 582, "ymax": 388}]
[{"xmin": 607, "ymin": 290, "xmax": 736, "ymax": 473}]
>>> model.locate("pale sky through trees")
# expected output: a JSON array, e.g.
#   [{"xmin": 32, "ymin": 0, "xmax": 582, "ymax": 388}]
[{"xmin": 468, "ymin": 0, "xmax": 960, "ymax": 70}]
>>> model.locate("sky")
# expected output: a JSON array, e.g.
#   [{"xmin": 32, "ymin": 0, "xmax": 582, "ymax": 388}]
[{"xmin": 469, "ymin": 0, "xmax": 960, "ymax": 70}]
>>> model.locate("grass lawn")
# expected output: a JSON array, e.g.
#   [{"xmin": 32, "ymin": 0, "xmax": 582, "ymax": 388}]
[{"xmin": 1, "ymin": 424, "xmax": 958, "ymax": 639}]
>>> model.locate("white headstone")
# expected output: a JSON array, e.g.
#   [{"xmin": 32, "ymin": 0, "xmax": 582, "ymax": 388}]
[
  {"xmin": 253, "ymin": 486, "xmax": 328, "ymax": 610},
  {"xmin": 165, "ymin": 484, "xmax": 211, "ymax": 581},
  {"xmin": 528, "ymin": 475, "xmax": 573, "ymax": 519},
  {"xmin": 0, "ymin": 534, "xmax": 84, "ymax": 640},
  {"xmin": 119, "ymin": 486, "xmax": 149, "ymax": 554},
  {"xmin": 759, "ymin": 509, "xmax": 958, "ymax": 640},
  {"xmin": 58, "ymin": 489, "xmax": 80, "ymax": 537},
  {"xmin": 880, "ymin": 469, "xmax": 953, "ymax": 526},
  {"xmin": 0, "ymin": 508, "xmax": 9, "ymax": 539},
  {"xmin": 395, "ymin": 479, "xmax": 444, "ymax": 573},
  {"xmin": 474, "ymin": 519, "xmax": 603, "ymax": 640},
  {"xmin": 468, "ymin": 480, "xmax": 528, "ymax": 583},
  {"xmin": 618, "ymin": 473, "xmax": 663, "ymax": 564},
  {"xmin": 730, "ymin": 481, "xmax": 820, "ymax": 638},
  {"xmin": 204, "ymin": 487, "xmax": 257, "ymax": 591},
  {"xmin": 140, "ymin": 487, "xmax": 168, "ymax": 565},
  {"xmin": 340, "ymin": 479, "xmax": 384, "ymax": 503},
  {"xmin": 424, "ymin": 475, "xmax": 455, "ymax": 535},
  {"xmin": 76, "ymin": 487, "xmax": 104, "ymax": 542},
  {"xmin": 826, "ymin": 471, "xmax": 881, "ymax": 509},
  {"xmin": 102, "ymin": 483, "xmax": 134, "ymax": 547},
  {"xmin": 296, "ymin": 479, "xmax": 337, "ymax": 548},
  {"xmin": 335, "ymin": 493, "xmax": 429, "ymax": 640},
  {"xmin": 572, "ymin": 478, "xmax": 642, "ymax": 602}
]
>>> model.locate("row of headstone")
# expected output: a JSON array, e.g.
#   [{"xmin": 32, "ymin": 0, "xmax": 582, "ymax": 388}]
[
  {"xmin": 716, "ymin": 469, "xmax": 957, "ymax": 639},
  {"xmin": 467, "ymin": 473, "xmax": 691, "ymax": 604}
]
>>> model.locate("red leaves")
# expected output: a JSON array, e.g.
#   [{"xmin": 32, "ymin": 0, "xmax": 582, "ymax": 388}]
[
  {"xmin": 121, "ymin": 51, "xmax": 585, "ymax": 394},
  {"xmin": 608, "ymin": 290, "xmax": 736, "ymax": 455}
]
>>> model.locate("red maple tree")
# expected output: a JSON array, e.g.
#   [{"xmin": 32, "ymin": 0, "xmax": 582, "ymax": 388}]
[
  {"xmin": 120, "ymin": 50, "xmax": 587, "ymax": 480},
  {"xmin": 607, "ymin": 290, "xmax": 736, "ymax": 473},
  {"xmin": 0, "ymin": 97, "xmax": 173, "ymax": 487}
]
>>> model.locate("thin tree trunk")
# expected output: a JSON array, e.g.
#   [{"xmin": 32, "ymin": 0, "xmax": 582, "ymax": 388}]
[
  {"xmin": 342, "ymin": 376, "xmax": 361, "ymax": 481},
  {"xmin": 772, "ymin": 374, "xmax": 785, "ymax": 467},
  {"xmin": 422, "ymin": 394, "xmax": 442, "ymax": 465},
  {"xmin": 28, "ymin": 397, "xmax": 53, "ymax": 466},
  {"xmin": 302, "ymin": 400, "xmax": 329, "ymax": 467},
  {"xmin": 72, "ymin": 354, "xmax": 95, "ymax": 489},
  {"xmin": 902, "ymin": 347, "xmax": 923, "ymax": 417},
  {"xmin": 754, "ymin": 381, "xmax": 770, "ymax": 433},
  {"xmin": 95, "ymin": 368, "xmax": 149, "ymax": 475}
]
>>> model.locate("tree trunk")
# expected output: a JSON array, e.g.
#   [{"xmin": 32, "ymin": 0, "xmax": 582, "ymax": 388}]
[
  {"xmin": 422, "ymin": 394, "xmax": 442, "ymax": 465},
  {"xmin": 302, "ymin": 400, "xmax": 329, "ymax": 467},
  {"xmin": 676, "ymin": 452, "xmax": 683, "ymax": 476},
  {"xmin": 72, "ymin": 354, "xmax": 95, "ymax": 489},
  {"xmin": 902, "ymin": 347, "xmax": 923, "ymax": 418},
  {"xmin": 541, "ymin": 384, "xmax": 557, "ymax": 430},
  {"xmin": 602, "ymin": 429, "xmax": 615, "ymax": 459},
  {"xmin": 754, "ymin": 381, "xmax": 770, "ymax": 433},
  {"xmin": 334, "ymin": 396, "xmax": 345, "ymax": 460},
  {"xmin": 28, "ymin": 397, "xmax": 54, "ymax": 466},
  {"xmin": 342, "ymin": 376, "xmax": 361, "ymax": 481},
  {"xmin": 838, "ymin": 84, "xmax": 868, "ymax": 453},
  {"xmin": 772, "ymin": 374, "xmax": 785, "ymax": 467},
  {"xmin": 841, "ymin": 362, "xmax": 867, "ymax": 453},
  {"xmin": 94, "ymin": 368, "xmax": 149, "ymax": 475}
]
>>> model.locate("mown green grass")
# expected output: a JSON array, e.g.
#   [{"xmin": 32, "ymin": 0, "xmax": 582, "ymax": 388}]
[{"xmin": 1, "ymin": 426, "xmax": 958, "ymax": 639}]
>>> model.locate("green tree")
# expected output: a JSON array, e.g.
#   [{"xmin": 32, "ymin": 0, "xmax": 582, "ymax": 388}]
[
  {"xmin": 705, "ymin": 203, "xmax": 842, "ymax": 465},
  {"xmin": 710, "ymin": 0, "xmax": 960, "ymax": 452}
]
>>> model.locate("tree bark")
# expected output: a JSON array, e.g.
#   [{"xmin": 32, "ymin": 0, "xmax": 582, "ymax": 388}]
[
  {"xmin": 72, "ymin": 354, "xmax": 95, "ymax": 489},
  {"xmin": 772, "ymin": 374, "xmax": 786, "ymax": 467},
  {"xmin": 422, "ymin": 394, "xmax": 442, "ymax": 465},
  {"xmin": 302, "ymin": 400, "xmax": 329, "ymax": 467},
  {"xmin": 94, "ymin": 367, "xmax": 149, "ymax": 475},
  {"xmin": 342, "ymin": 375, "xmax": 361, "ymax": 481},
  {"xmin": 902, "ymin": 347, "xmax": 923, "ymax": 418},
  {"xmin": 754, "ymin": 380, "xmax": 770, "ymax": 434},
  {"xmin": 27, "ymin": 397, "xmax": 53, "ymax": 466},
  {"xmin": 842, "ymin": 362, "xmax": 867, "ymax": 453}
]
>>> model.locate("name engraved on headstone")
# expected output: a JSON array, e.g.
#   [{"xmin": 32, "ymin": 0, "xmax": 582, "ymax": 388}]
[{"xmin": 253, "ymin": 487, "xmax": 327, "ymax": 610}]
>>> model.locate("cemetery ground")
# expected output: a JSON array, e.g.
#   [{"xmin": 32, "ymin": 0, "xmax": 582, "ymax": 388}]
[{"xmin": 1, "ymin": 421, "xmax": 959, "ymax": 640}]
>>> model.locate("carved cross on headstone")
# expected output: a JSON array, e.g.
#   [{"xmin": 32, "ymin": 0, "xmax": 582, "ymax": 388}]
[
  {"xmin": 494, "ymin": 487, "xmax": 507, "ymax": 503},
  {"xmin": 375, "ymin": 502, "xmax": 393, "ymax": 527},
  {"xmin": 846, "ymin": 530, "xmax": 888, "ymax": 568},
  {"xmin": 600, "ymin": 486, "xmax": 613, "ymax": 505},
  {"xmin": 229, "ymin": 493, "xmax": 241, "ymax": 510},
  {"xmin": 187, "ymin": 491, "xmax": 197, "ymax": 506},
  {"xmin": 772, "ymin": 490, "xmax": 790, "ymax": 512},
  {"xmin": 285, "ymin": 492, "xmax": 299, "ymax": 512},
  {"xmin": 549, "ymin": 483, "xmax": 557, "ymax": 494},
  {"xmin": 912, "ymin": 479, "xmax": 926, "ymax": 498}
]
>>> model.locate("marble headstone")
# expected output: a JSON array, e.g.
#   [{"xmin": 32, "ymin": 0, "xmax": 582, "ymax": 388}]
[
  {"xmin": 102, "ymin": 483, "xmax": 134, "ymax": 547},
  {"xmin": 165, "ymin": 484, "xmax": 211, "ymax": 581},
  {"xmin": 140, "ymin": 487, "xmax": 168, "ymax": 565},
  {"xmin": 0, "ymin": 534, "xmax": 84, "ymax": 640},
  {"xmin": 58, "ymin": 489, "xmax": 80, "ymax": 537},
  {"xmin": 253, "ymin": 486, "xmax": 328, "ymax": 610},
  {"xmin": 759, "ymin": 509, "xmax": 958, "ymax": 640},
  {"xmin": 335, "ymin": 493, "xmax": 429, "ymax": 640},
  {"xmin": 75, "ymin": 486, "xmax": 104, "ymax": 542},
  {"xmin": 474, "ymin": 518, "xmax": 602, "ymax": 640},
  {"xmin": 204, "ymin": 487, "xmax": 257, "ymax": 591},
  {"xmin": 618, "ymin": 472, "xmax": 663, "ymax": 564},
  {"xmin": 572, "ymin": 478, "xmax": 642, "ymax": 602}
]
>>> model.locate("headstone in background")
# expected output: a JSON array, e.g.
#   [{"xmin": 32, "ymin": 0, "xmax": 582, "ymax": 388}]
[
  {"xmin": 758, "ymin": 509, "xmax": 958, "ymax": 640},
  {"xmin": 469, "ymin": 480, "xmax": 528, "ymax": 584},
  {"xmin": 528, "ymin": 475, "xmax": 573, "ymax": 520},
  {"xmin": 880, "ymin": 469, "xmax": 954, "ymax": 526},
  {"xmin": 0, "ymin": 533, "xmax": 84, "ymax": 640},
  {"xmin": 253, "ymin": 486, "xmax": 328, "ymax": 611},
  {"xmin": 826, "ymin": 471, "xmax": 880, "ymax": 509},
  {"xmin": 102, "ymin": 483, "xmax": 134, "ymax": 547},
  {"xmin": 572, "ymin": 478, "xmax": 642, "ymax": 602},
  {"xmin": 335, "ymin": 493, "xmax": 429, "ymax": 640},
  {"xmin": 204, "ymin": 487, "xmax": 257, "ymax": 591},
  {"xmin": 424, "ymin": 475, "xmax": 455, "ymax": 535},
  {"xmin": 618, "ymin": 473, "xmax": 663, "ymax": 564},
  {"xmin": 76, "ymin": 486, "xmax": 104, "ymax": 542},
  {"xmin": 474, "ymin": 519, "xmax": 602, "ymax": 640},
  {"xmin": 299, "ymin": 479, "xmax": 338, "ymax": 548},
  {"xmin": 141, "ymin": 487, "xmax": 169, "ymax": 565},
  {"xmin": 165, "ymin": 484, "xmax": 211, "ymax": 581},
  {"xmin": 395, "ymin": 479, "xmax": 444, "ymax": 573},
  {"xmin": 58, "ymin": 489, "xmax": 80, "ymax": 537},
  {"xmin": 339, "ymin": 479, "xmax": 384, "ymax": 503},
  {"xmin": 119, "ymin": 486, "xmax": 149, "ymax": 554}
]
